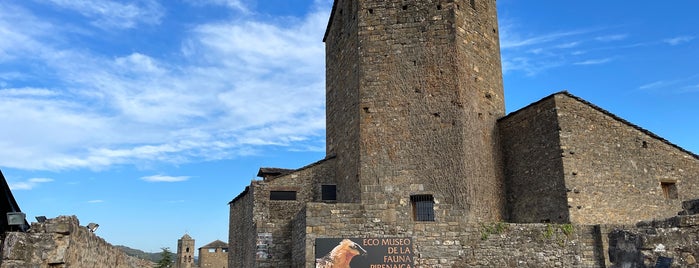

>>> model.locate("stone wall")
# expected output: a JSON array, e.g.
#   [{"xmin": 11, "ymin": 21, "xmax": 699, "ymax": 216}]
[
  {"xmin": 608, "ymin": 215, "xmax": 699, "ymax": 267},
  {"xmin": 499, "ymin": 96, "xmax": 569, "ymax": 223},
  {"xmin": 198, "ymin": 247, "xmax": 227, "ymax": 268},
  {"xmin": 1, "ymin": 215, "xmax": 153, "ymax": 268},
  {"xmin": 296, "ymin": 202, "xmax": 606, "ymax": 267},
  {"xmin": 228, "ymin": 186, "xmax": 256, "ymax": 268},
  {"xmin": 295, "ymin": 202, "xmax": 699, "ymax": 267},
  {"xmin": 499, "ymin": 92, "xmax": 699, "ymax": 225},
  {"xmin": 228, "ymin": 158, "xmax": 335, "ymax": 267},
  {"xmin": 555, "ymin": 93, "xmax": 699, "ymax": 224},
  {"xmin": 324, "ymin": 0, "xmax": 362, "ymax": 203},
  {"xmin": 324, "ymin": 0, "xmax": 506, "ymax": 221}
]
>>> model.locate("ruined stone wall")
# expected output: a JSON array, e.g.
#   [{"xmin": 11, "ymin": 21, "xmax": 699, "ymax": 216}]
[
  {"xmin": 608, "ymin": 215, "xmax": 699, "ymax": 267},
  {"xmin": 554, "ymin": 93, "xmax": 699, "ymax": 224},
  {"xmin": 1, "ymin": 215, "xmax": 153, "ymax": 268},
  {"xmin": 295, "ymin": 202, "xmax": 607, "ymax": 267},
  {"xmin": 499, "ymin": 96, "xmax": 569, "ymax": 223},
  {"xmin": 229, "ymin": 160, "xmax": 335, "ymax": 267}
]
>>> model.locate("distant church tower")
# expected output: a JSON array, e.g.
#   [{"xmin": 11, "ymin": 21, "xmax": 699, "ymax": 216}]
[
  {"xmin": 324, "ymin": 0, "xmax": 505, "ymax": 221},
  {"xmin": 176, "ymin": 234, "xmax": 195, "ymax": 268}
]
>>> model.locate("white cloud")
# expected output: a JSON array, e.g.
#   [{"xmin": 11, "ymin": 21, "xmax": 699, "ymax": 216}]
[
  {"xmin": 0, "ymin": 2, "xmax": 330, "ymax": 171},
  {"xmin": 595, "ymin": 34, "xmax": 628, "ymax": 42},
  {"xmin": 40, "ymin": 0, "xmax": 164, "ymax": 29},
  {"xmin": 663, "ymin": 36, "xmax": 694, "ymax": 46},
  {"xmin": 574, "ymin": 58, "xmax": 613, "ymax": 66},
  {"xmin": 141, "ymin": 175, "xmax": 191, "ymax": 183},
  {"xmin": 185, "ymin": 0, "xmax": 249, "ymax": 13},
  {"xmin": 9, "ymin": 178, "xmax": 54, "ymax": 190},
  {"xmin": 88, "ymin": 200, "xmax": 105, "ymax": 203}
]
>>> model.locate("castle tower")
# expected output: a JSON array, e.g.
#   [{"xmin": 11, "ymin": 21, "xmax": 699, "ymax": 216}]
[
  {"xmin": 176, "ymin": 234, "xmax": 195, "ymax": 268},
  {"xmin": 324, "ymin": 0, "xmax": 505, "ymax": 221}
]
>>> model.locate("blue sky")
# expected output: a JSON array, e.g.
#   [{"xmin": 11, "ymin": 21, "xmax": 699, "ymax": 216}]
[{"xmin": 1, "ymin": 0, "xmax": 697, "ymax": 253}]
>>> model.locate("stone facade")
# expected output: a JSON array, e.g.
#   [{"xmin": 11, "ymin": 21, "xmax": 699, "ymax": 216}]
[
  {"xmin": 1, "ymin": 215, "xmax": 153, "ymax": 268},
  {"xmin": 325, "ymin": 0, "xmax": 506, "ymax": 221},
  {"xmin": 228, "ymin": 0, "xmax": 699, "ymax": 267},
  {"xmin": 198, "ymin": 240, "xmax": 228, "ymax": 268},
  {"xmin": 176, "ymin": 234, "xmax": 195, "ymax": 268},
  {"xmin": 500, "ymin": 93, "xmax": 699, "ymax": 225}
]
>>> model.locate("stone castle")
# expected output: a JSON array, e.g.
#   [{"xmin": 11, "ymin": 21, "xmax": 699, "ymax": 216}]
[{"xmin": 228, "ymin": 0, "xmax": 699, "ymax": 267}]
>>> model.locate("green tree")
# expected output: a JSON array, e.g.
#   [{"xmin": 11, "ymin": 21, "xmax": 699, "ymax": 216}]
[{"xmin": 155, "ymin": 247, "xmax": 173, "ymax": 268}]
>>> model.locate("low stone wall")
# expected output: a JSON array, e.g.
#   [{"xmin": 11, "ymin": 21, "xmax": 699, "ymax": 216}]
[
  {"xmin": 1, "ymin": 215, "xmax": 153, "ymax": 268},
  {"xmin": 609, "ymin": 215, "xmax": 699, "ymax": 267},
  {"xmin": 297, "ymin": 202, "xmax": 699, "ymax": 267}
]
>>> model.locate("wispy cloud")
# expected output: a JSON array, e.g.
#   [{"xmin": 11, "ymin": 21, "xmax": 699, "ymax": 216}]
[
  {"xmin": 9, "ymin": 178, "xmax": 54, "ymax": 190},
  {"xmin": 40, "ymin": 0, "xmax": 164, "ymax": 29},
  {"xmin": 663, "ymin": 36, "xmax": 694, "ymax": 46},
  {"xmin": 184, "ymin": 0, "xmax": 248, "ymax": 13},
  {"xmin": 0, "ymin": 2, "xmax": 329, "ymax": 171},
  {"xmin": 141, "ymin": 175, "xmax": 191, "ymax": 182},
  {"xmin": 639, "ymin": 74, "xmax": 699, "ymax": 93},
  {"xmin": 88, "ymin": 200, "xmax": 105, "ymax": 203},
  {"xmin": 595, "ymin": 34, "xmax": 628, "ymax": 42},
  {"xmin": 574, "ymin": 58, "xmax": 613, "ymax": 66}
]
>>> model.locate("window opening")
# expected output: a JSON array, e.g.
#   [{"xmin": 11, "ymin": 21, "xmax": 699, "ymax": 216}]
[
  {"xmin": 661, "ymin": 182, "xmax": 678, "ymax": 199},
  {"xmin": 411, "ymin": 195, "xmax": 435, "ymax": 221},
  {"xmin": 270, "ymin": 191, "xmax": 297, "ymax": 200},
  {"xmin": 321, "ymin": 185, "xmax": 337, "ymax": 201}
]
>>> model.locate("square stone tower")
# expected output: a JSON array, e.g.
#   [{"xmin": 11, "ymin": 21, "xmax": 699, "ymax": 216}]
[{"xmin": 324, "ymin": 0, "xmax": 506, "ymax": 221}]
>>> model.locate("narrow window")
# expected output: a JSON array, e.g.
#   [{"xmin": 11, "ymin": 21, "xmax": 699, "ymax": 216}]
[
  {"xmin": 270, "ymin": 191, "xmax": 297, "ymax": 200},
  {"xmin": 411, "ymin": 195, "xmax": 435, "ymax": 221},
  {"xmin": 661, "ymin": 182, "xmax": 678, "ymax": 199},
  {"xmin": 321, "ymin": 185, "xmax": 337, "ymax": 201}
]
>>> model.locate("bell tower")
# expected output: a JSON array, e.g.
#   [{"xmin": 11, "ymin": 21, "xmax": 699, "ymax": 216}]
[
  {"xmin": 176, "ymin": 234, "xmax": 195, "ymax": 268},
  {"xmin": 324, "ymin": 0, "xmax": 505, "ymax": 221}
]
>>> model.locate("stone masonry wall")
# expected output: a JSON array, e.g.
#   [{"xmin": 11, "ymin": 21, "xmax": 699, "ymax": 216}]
[
  {"xmin": 229, "ymin": 159, "xmax": 335, "ymax": 267},
  {"xmin": 555, "ymin": 93, "xmax": 699, "ymax": 224},
  {"xmin": 228, "ymin": 186, "xmax": 256, "ymax": 268},
  {"xmin": 324, "ymin": 0, "xmax": 507, "ymax": 221},
  {"xmin": 353, "ymin": 0, "xmax": 506, "ymax": 222},
  {"xmin": 296, "ymin": 202, "xmax": 606, "ymax": 268},
  {"xmin": 608, "ymin": 215, "xmax": 699, "ymax": 267},
  {"xmin": 1, "ymin": 215, "xmax": 153, "ymax": 268},
  {"xmin": 499, "ymin": 96, "xmax": 570, "ymax": 223},
  {"xmin": 324, "ymin": 0, "xmax": 362, "ymax": 203},
  {"xmin": 198, "ymin": 247, "xmax": 228, "ymax": 268}
]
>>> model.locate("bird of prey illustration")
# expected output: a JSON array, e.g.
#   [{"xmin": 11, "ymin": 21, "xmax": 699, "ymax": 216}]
[{"xmin": 316, "ymin": 239, "xmax": 367, "ymax": 268}]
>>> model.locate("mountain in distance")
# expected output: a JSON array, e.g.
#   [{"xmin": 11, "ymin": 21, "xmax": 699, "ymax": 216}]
[{"xmin": 115, "ymin": 245, "xmax": 164, "ymax": 263}]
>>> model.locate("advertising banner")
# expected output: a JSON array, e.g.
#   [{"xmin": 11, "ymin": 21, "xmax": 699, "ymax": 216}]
[{"xmin": 315, "ymin": 237, "xmax": 413, "ymax": 268}]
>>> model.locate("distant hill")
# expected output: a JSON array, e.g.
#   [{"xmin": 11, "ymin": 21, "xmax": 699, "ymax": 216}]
[{"xmin": 115, "ymin": 245, "xmax": 163, "ymax": 263}]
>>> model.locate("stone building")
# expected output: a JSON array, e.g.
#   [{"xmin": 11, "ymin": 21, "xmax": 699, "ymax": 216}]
[
  {"xmin": 198, "ymin": 240, "xmax": 229, "ymax": 268},
  {"xmin": 176, "ymin": 234, "xmax": 195, "ymax": 268},
  {"xmin": 228, "ymin": 0, "xmax": 699, "ymax": 267}
]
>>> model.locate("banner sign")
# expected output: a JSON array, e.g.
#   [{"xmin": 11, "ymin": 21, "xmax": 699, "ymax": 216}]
[{"xmin": 315, "ymin": 238, "xmax": 414, "ymax": 268}]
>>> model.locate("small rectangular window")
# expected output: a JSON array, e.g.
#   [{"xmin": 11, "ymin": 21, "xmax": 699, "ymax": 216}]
[
  {"xmin": 411, "ymin": 194, "xmax": 435, "ymax": 221},
  {"xmin": 661, "ymin": 182, "xmax": 678, "ymax": 199},
  {"xmin": 321, "ymin": 185, "xmax": 337, "ymax": 201},
  {"xmin": 208, "ymin": 248, "xmax": 216, "ymax": 253},
  {"xmin": 270, "ymin": 191, "xmax": 296, "ymax": 200}
]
